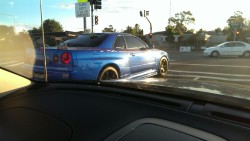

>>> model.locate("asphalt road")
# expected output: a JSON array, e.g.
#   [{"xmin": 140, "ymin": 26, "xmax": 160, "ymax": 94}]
[{"xmin": 167, "ymin": 51, "xmax": 250, "ymax": 85}]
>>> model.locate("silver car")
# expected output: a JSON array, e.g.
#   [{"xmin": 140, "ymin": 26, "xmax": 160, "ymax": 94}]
[{"xmin": 203, "ymin": 41, "xmax": 250, "ymax": 57}]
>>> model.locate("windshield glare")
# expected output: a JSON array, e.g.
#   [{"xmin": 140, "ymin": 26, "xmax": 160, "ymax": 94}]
[{"xmin": 1, "ymin": 0, "xmax": 250, "ymax": 101}]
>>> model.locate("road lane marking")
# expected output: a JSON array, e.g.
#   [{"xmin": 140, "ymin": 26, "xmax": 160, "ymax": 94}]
[
  {"xmin": 168, "ymin": 74, "xmax": 250, "ymax": 82},
  {"xmin": 0, "ymin": 61, "xmax": 19, "ymax": 65},
  {"xmin": 171, "ymin": 63, "xmax": 250, "ymax": 68},
  {"xmin": 5, "ymin": 62, "xmax": 24, "ymax": 67},
  {"xmin": 193, "ymin": 77, "xmax": 200, "ymax": 80},
  {"xmin": 169, "ymin": 70, "xmax": 250, "ymax": 77}
]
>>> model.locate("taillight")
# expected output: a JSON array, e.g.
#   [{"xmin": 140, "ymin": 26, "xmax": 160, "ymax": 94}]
[{"xmin": 60, "ymin": 52, "xmax": 71, "ymax": 64}]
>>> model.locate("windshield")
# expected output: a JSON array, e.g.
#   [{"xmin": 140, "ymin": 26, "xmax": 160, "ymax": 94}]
[{"xmin": 2, "ymin": 0, "xmax": 250, "ymax": 102}]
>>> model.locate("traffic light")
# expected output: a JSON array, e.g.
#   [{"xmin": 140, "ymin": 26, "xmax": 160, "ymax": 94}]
[
  {"xmin": 236, "ymin": 31, "xmax": 240, "ymax": 35},
  {"xmin": 95, "ymin": 16, "xmax": 98, "ymax": 25},
  {"xmin": 88, "ymin": 0, "xmax": 96, "ymax": 4},
  {"xmin": 139, "ymin": 11, "xmax": 143, "ymax": 17},
  {"xmin": 94, "ymin": 0, "xmax": 101, "ymax": 9}
]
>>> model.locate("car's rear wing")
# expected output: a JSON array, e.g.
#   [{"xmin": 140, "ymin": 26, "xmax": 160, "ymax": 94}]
[{"xmin": 29, "ymin": 31, "xmax": 80, "ymax": 48}]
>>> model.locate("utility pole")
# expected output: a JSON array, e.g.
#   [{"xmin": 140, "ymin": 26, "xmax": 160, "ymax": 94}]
[
  {"xmin": 89, "ymin": 0, "xmax": 102, "ymax": 33},
  {"xmin": 40, "ymin": 0, "xmax": 48, "ymax": 82},
  {"xmin": 83, "ymin": 17, "xmax": 86, "ymax": 33},
  {"xmin": 169, "ymin": 0, "xmax": 171, "ymax": 25},
  {"xmin": 91, "ymin": 4, "xmax": 94, "ymax": 33},
  {"xmin": 145, "ymin": 16, "xmax": 152, "ymax": 36}
]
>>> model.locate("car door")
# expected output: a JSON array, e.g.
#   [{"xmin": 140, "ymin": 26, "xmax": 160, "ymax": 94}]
[
  {"xmin": 219, "ymin": 42, "xmax": 234, "ymax": 55},
  {"xmin": 123, "ymin": 35, "xmax": 156, "ymax": 74},
  {"xmin": 232, "ymin": 42, "xmax": 246, "ymax": 55}
]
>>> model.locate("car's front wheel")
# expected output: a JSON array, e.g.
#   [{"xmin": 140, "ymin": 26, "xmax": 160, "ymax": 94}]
[
  {"xmin": 98, "ymin": 66, "xmax": 119, "ymax": 81},
  {"xmin": 158, "ymin": 56, "xmax": 168, "ymax": 77},
  {"xmin": 211, "ymin": 51, "xmax": 219, "ymax": 57},
  {"xmin": 243, "ymin": 51, "xmax": 250, "ymax": 58}
]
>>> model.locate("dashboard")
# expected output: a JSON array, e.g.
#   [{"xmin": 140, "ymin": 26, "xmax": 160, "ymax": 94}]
[{"xmin": 0, "ymin": 83, "xmax": 250, "ymax": 141}]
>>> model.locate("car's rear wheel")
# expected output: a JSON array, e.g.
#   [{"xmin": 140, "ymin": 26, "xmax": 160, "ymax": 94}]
[
  {"xmin": 211, "ymin": 51, "xmax": 219, "ymax": 57},
  {"xmin": 243, "ymin": 51, "xmax": 250, "ymax": 58},
  {"xmin": 158, "ymin": 56, "xmax": 168, "ymax": 77},
  {"xmin": 98, "ymin": 66, "xmax": 119, "ymax": 81}
]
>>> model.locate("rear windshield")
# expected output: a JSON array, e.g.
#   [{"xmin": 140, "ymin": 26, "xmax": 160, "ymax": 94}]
[{"xmin": 64, "ymin": 33, "xmax": 108, "ymax": 47}]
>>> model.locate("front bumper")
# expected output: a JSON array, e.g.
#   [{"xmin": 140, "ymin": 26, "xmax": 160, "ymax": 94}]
[{"xmin": 203, "ymin": 50, "xmax": 211, "ymax": 56}]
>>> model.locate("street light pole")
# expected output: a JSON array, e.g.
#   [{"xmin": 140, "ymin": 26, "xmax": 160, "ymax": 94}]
[
  {"xmin": 145, "ymin": 16, "xmax": 152, "ymax": 36},
  {"xmin": 91, "ymin": 4, "xmax": 94, "ymax": 33},
  {"xmin": 140, "ymin": 10, "xmax": 154, "ymax": 48},
  {"xmin": 83, "ymin": 17, "xmax": 86, "ymax": 33},
  {"xmin": 40, "ymin": 0, "xmax": 48, "ymax": 82}
]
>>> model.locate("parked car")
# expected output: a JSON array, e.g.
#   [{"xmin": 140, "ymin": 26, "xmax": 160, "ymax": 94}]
[
  {"xmin": 203, "ymin": 41, "xmax": 250, "ymax": 57},
  {"xmin": 22, "ymin": 33, "xmax": 169, "ymax": 81}
]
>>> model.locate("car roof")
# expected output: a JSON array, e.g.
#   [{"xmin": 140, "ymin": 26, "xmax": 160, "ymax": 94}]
[{"xmin": 225, "ymin": 41, "xmax": 247, "ymax": 43}]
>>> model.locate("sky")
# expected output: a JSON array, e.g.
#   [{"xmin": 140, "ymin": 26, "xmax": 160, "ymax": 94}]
[{"xmin": 1, "ymin": 0, "xmax": 250, "ymax": 34}]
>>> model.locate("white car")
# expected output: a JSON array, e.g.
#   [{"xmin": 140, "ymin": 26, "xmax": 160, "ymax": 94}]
[{"xmin": 203, "ymin": 41, "xmax": 250, "ymax": 57}]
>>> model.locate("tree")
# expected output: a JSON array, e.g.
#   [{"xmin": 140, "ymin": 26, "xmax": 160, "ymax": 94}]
[
  {"xmin": 133, "ymin": 24, "xmax": 140, "ymax": 35},
  {"xmin": 123, "ymin": 25, "xmax": 133, "ymax": 34},
  {"xmin": 168, "ymin": 11, "xmax": 195, "ymax": 35},
  {"xmin": 164, "ymin": 25, "xmax": 175, "ymax": 43},
  {"xmin": 29, "ymin": 19, "xmax": 63, "ymax": 33},
  {"xmin": 123, "ymin": 24, "xmax": 143, "ymax": 35},
  {"xmin": 227, "ymin": 11, "xmax": 244, "ymax": 29},
  {"xmin": 214, "ymin": 27, "xmax": 222, "ymax": 34},
  {"xmin": 29, "ymin": 27, "xmax": 40, "ymax": 33},
  {"xmin": 28, "ymin": 19, "xmax": 63, "ymax": 46},
  {"xmin": 0, "ymin": 25, "xmax": 14, "ymax": 37},
  {"xmin": 195, "ymin": 29, "xmax": 206, "ymax": 50},
  {"xmin": 102, "ymin": 25, "xmax": 116, "ymax": 32},
  {"xmin": 43, "ymin": 19, "xmax": 63, "ymax": 32},
  {"xmin": 227, "ymin": 11, "xmax": 245, "ymax": 40}
]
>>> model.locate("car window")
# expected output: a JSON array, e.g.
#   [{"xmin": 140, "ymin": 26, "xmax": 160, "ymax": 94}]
[
  {"xmin": 64, "ymin": 34, "xmax": 108, "ymax": 47},
  {"xmin": 124, "ymin": 36, "xmax": 146, "ymax": 49},
  {"xmin": 114, "ymin": 36, "xmax": 126, "ymax": 49},
  {"xmin": 234, "ymin": 42, "xmax": 246, "ymax": 47},
  {"xmin": 223, "ymin": 43, "xmax": 234, "ymax": 47}
]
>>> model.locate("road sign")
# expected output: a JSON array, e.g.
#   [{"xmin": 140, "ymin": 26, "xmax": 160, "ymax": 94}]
[
  {"xmin": 75, "ymin": 2, "xmax": 90, "ymax": 17},
  {"xmin": 230, "ymin": 23, "xmax": 242, "ymax": 28}
]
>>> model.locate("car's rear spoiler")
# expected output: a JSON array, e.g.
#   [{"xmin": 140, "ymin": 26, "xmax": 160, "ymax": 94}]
[
  {"xmin": 29, "ymin": 31, "xmax": 80, "ymax": 48},
  {"xmin": 29, "ymin": 31, "xmax": 79, "ymax": 38}
]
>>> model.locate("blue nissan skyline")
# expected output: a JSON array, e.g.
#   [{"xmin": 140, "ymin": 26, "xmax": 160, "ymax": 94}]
[{"xmin": 22, "ymin": 32, "xmax": 169, "ymax": 81}]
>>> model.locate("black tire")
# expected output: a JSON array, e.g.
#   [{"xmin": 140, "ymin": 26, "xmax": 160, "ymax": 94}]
[
  {"xmin": 98, "ymin": 66, "xmax": 119, "ymax": 81},
  {"xmin": 211, "ymin": 51, "xmax": 219, "ymax": 57},
  {"xmin": 243, "ymin": 51, "xmax": 250, "ymax": 58},
  {"xmin": 158, "ymin": 56, "xmax": 168, "ymax": 77}
]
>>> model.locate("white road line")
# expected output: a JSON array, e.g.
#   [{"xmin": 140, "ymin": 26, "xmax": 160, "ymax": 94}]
[
  {"xmin": 171, "ymin": 63, "xmax": 250, "ymax": 68},
  {"xmin": 0, "ymin": 61, "xmax": 19, "ymax": 65},
  {"xmin": 168, "ymin": 74, "xmax": 250, "ymax": 82},
  {"xmin": 193, "ymin": 77, "xmax": 200, "ymax": 81},
  {"xmin": 169, "ymin": 70, "xmax": 250, "ymax": 78},
  {"xmin": 5, "ymin": 62, "xmax": 24, "ymax": 67}
]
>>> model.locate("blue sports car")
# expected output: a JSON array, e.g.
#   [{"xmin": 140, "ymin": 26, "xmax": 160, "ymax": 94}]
[{"xmin": 23, "ymin": 32, "xmax": 169, "ymax": 81}]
